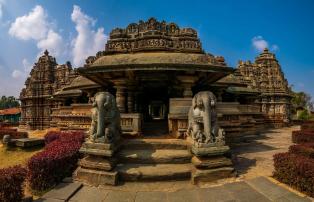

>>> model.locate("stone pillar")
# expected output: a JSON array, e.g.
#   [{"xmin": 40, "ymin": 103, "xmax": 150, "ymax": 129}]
[
  {"xmin": 217, "ymin": 90, "xmax": 223, "ymax": 102},
  {"xmin": 127, "ymin": 92, "xmax": 134, "ymax": 113},
  {"xmin": 177, "ymin": 75, "xmax": 195, "ymax": 98},
  {"xmin": 116, "ymin": 87, "xmax": 126, "ymax": 113}
]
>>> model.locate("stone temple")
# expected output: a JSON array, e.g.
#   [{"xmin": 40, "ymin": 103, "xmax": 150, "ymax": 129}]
[{"xmin": 19, "ymin": 18, "xmax": 292, "ymax": 184}]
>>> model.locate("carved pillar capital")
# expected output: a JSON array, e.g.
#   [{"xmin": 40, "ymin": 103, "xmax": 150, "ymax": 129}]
[{"xmin": 177, "ymin": 75, "xmax": 195, "ymax": 98}]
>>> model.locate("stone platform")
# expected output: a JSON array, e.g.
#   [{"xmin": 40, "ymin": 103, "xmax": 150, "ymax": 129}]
[
  {"xmin": 9, "ymin": 137, "xmax": 44, "ymax": 148},
  {"xmin": 190, "ymin": 143, "xmax": 235, "ymax": 184},
  {"xmin": 74, "ymin": 141, "xmax": 120, "ymax": 186}
]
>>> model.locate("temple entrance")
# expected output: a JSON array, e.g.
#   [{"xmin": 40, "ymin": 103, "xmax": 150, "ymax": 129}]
[{"xmin": 141, "ymin": 86, "xmax": 169, "ymax": 137}]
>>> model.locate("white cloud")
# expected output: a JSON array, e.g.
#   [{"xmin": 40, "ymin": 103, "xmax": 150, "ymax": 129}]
[
  {"xmin": 252, "ymin": 36, "xmax": 268, "ymax": 52},
  {"xmin": 271, "ymin": 44, "xmax": 279, "ymax": 51},
  {"xmin": 252, "ymin": 36, "xmax": 279, "ymax": 53},
  {"xmin": 0, "ymin": 0, "xmax": 5, "ymax": 20},
  {"xmin": 11, "ymin": 58, "xmax": 32, "ymax": 80},
  {"xmin": 0, "ymin": 4, "xmax": 3, "ymax": 19},
  {"xmin": 71, "ymin": 5, "xmax": 107, "ymax": 66},
  {"xmin": 37, "ymin": 30, "xmax": 64, "ymax": 57},
  {"xmin": 22, "ymin": 58, "xmax": 32, "ymax": 72},
  {"xmin": 11, "ymin": 69, "xmax": 23, "ymax": 79},
  {"xmin": 8, "ymin": 5, "xmax": 64, "ymax": 57},
  {"xmin": 9, "ymin": 5, "xmax": 48, "ymax": 40}
]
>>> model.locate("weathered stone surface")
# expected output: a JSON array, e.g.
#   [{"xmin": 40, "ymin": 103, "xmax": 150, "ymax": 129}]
[
  {"xmin": 14, "ymin": 138, "xmax": 44, "ymax": 148},
  {"xmin": 79, "ymin": 155, "xmax": 116, "ymax": 171},
  {"xmin": 122, "ymin": 138, "xmax": 189, "ymax": 150},
  {"xmin": 103, "ymin": 191, "xmax": 136, "ymax": 202},
  {"xmin": 74, "ymin": 167, "xmax": 118, "ymax": 186},
  {"xmin": 191, "ymin": 156, "xmax": 232, "ymax": 169},
  {"xmin": 117, "ymin": 163, "xmax": 191, "ymax": 181},
  {"xmin": 117, "ymin": 149, "xmax": 192, "ymax": 164},
  {"xmin": 191, "ymin": 145, "xmax": 230, "ymax": 157},
  {"xmin": 135, "ymin": 191, "xmax": 168, "ymax": 202},
  {"xmin": 246, "ymin": 177, "xmax": 311, "ymax": 202},
  {"xmin": 167, "ymin": 189, "xmax": 200, "ymax": 202},
  {"xmin": 191, "ymin": 167, "xmax": 235, "ymax": 184},
  {"xmin": 69, "ymin": 186, "xmax": 111, "ymax": 202},
  {"xmin": 197, "ymin": 186, "xmax": 235, "ymax": 202},
  {"xmin": 42, "ymin": 182, "xmax": 82, "ymax": 201},
  {"xmin": 79, "ymin": 142, "xmax": 120, "ymax": 157},
  {"xmin": 223, "ymin": 181, "xmax": 271, "ymax": 202}
]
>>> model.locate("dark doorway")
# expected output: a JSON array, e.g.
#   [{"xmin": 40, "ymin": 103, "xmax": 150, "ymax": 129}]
[{"xmin": 141, "ymin": 86, "xmax": 169, "ymax": 137}]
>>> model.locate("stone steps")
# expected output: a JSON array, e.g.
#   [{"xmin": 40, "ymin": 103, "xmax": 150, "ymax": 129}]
[
  {"xmin": 117, "ymin": 138, "xmax": 193, "ymax": 182},
  {"xmin": 121, "ymin": 138, "xmax": 189, "ymax": 150},
  {"xmin": 117, "ymin": 163, "xmax": 192, "ymax": 181},
  {"xmin": 117, "ymin": 149, "xmax": 192, "ymax": 164}
]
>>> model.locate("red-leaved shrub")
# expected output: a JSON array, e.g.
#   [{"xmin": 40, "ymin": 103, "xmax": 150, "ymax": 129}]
[
  {"xmin": 292, "ymin": 130, "xmax": 314, "ymax": 144},
  {"xmin": 27, "ymin": 131, "xmax": 84, "ymax": 191},
  {"xmin": 0, "ymin": 165, "xmax": 27, "ymax": 202},
  {"xmin": 44, "ymin": 131, "xmax": 60, "ymax": 145},
  {"xmin": 0, "ymin": 128, "xmax": 28, "ymax": 140},
  {"xmin": 273, "ymin": 152, "xmax": 314, "ymax": 197},
  {"xmin": 301, "ymin": 121, "xmax": 314, "ymax": 131},
  {"xmin": 289, "ymin": 143, "xmax": 314, "ymax": 159}
]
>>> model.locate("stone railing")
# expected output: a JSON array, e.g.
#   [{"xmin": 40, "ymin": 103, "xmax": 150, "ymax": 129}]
[
  {"xmin": 168, "ymin": 99, "xmax": 265, "ymax": 140},
  {"xmin": 120, "ymin": 113, "xmax": 142, "ymax": 136}
]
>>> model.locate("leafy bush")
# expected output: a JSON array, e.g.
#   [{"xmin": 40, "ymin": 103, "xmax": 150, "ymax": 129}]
[
  {"xmin": 298, "ymin": 110, "xmax": 311, "ymax": 120},
  {"xmin": 273, "ymin": 153, "xmax": 314, "ymax": 197},
  {"xmin": 0, "ymin": 165, "xmax": 27, "ymax": 202},
  {"xmin": 289, "ymin": 143, "xmax": 314, "ymax": 159},
  {"xmin": 292, "ymin": 130, "xmax": 314, "ymax": 144},
  {"xmin": 27, "ymin": 131, "xmax": 84, "ymax": 191}
]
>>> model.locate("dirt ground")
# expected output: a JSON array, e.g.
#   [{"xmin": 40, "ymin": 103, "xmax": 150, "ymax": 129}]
[{"xmin": 231, "ymin": 125, "xmax": 300, "ymax": 180}]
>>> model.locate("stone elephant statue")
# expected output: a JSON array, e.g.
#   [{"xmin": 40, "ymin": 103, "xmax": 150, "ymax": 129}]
[
  {"xmin": 187, "ymin": 91, "xmax": 224, "ymax": 145},
  {"xmin": 89, "ymin": 91, "xmax": 121, "ymax": 143}
]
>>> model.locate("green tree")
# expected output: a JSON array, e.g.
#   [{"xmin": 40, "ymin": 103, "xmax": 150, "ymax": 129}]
[
  {"xmin": 0, "ymin": 96, "xmax": 20, "ymax": 109},
  {"xmin": 290, "ymin": 89, "xmax": 313, "ymax": 114}
]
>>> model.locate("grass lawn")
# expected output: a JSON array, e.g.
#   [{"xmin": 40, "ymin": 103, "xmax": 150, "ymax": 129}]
[{"xmin": 0, "ymin": 143, "xmax": 43, "ymax": 168}]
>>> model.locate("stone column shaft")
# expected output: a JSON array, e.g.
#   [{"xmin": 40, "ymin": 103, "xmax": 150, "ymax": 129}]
[
  {"xmin": 127, "ymin": 91, "xmax": 134, "ymax": 113},
  {"xmin": 116, "ymin": 87, "xmax": 126, "ymax": 113}
]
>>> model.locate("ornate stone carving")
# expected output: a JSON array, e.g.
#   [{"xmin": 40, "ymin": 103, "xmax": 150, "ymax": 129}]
[
  {"xmin": 236, "ymin": 48, "xmax": 291, "ymax": 124},
  {"xmin": 19, "ymin": 50, "xmax": 76, "ymax": 130},
  {"xmin": 89, "ymin": 92, "xmax": 121, "ymax": 143},
  {"xmin": 187, "ymin": 91, "xmax": 225, "ymax": 147},
  {"xmin": 104, "ymin": 17, "xmax": 203, "ymax": 54}
]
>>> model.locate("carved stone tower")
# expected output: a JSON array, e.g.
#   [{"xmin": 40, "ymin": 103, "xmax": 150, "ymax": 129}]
[
  {"xmin": 20, "ymin": 50, "xmax": 75, "ymax": 130},
  {"xmin": 236, "ymin": 48, "xmax": 291, "ymax": 125}
]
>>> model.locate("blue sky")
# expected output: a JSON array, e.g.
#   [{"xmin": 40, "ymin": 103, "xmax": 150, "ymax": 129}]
[{"xmin": 0, "ymin": 0, "xmax": 313, "ymax": 99}]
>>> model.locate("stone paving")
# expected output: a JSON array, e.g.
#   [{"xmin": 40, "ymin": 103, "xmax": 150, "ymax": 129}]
[
  {"xmin": 36, "ymin": 126, "xmax": 314, "ymax": 202},
  {"xmin": 37, "ymin": 176, "xmax": 312, "ymax": 202}
]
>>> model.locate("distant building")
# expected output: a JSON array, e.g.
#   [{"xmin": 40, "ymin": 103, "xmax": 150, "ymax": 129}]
[
  {"xmin": 19, "ymin": 50, "xmax": 78, "ymax": 130},
  {"xmin": 0, "ymin": 107, "xmax": 21, "ymax": 124}
]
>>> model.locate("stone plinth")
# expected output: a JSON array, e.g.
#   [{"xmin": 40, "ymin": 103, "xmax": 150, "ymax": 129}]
[
  {"xmin": 190, "ymin": 144, "xmax": 234, "ymax": 184},
  {"xmin": 74, "ymin": 141, "xmax": 120, "ymax": 186}
]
